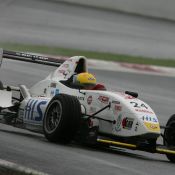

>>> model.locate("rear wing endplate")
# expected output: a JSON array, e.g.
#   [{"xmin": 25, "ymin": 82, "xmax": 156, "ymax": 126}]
[
  {"xmin": 0, "ymin": 90, "xmax": 13, "ymax": 108},
  {"xmin": 0, "ymin": 48, "xmax": 65, "ymax": 67}
]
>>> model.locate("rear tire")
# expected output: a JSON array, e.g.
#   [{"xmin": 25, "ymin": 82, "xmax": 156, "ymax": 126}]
[
  {"xmin": 43, "ymin": 94, "xmax": 81, "ymax": 143},
  {"xmin": 164, "ymin": 114, "xmax": 175, "ymax": 162}
]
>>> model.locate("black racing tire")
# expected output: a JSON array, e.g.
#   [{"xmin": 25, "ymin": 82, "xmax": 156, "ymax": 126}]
[
  {"xmin": 0, "ymin": 81, "xmax": 3, "ymax": 90},
  {"xmin": 164, "ymin": 114, "xmax": 175, "ymax": 162},
  {"xmin": 43, "ymin": 94, "xmax": 81, "ymax": 143}
]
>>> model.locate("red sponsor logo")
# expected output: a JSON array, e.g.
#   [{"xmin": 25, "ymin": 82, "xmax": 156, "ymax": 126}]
[
  {"xmin": 50, "ymin": 83, "xmax": 56, "ymax": 88},
  {"xmin": 122, "ymin": 117, "xmax": 134, "ymax": 130},
  {"xmin": 115, "ymin": 105, "xmax": 122, "ymax": 111},
  {"xmin": 114, "ymin": 105, "xmax": 122, "ymax": 115},
  {"xmin": 150, "ymin": 124, "xmax": 158, "ymax": 129},
  {"xmin": 62, "ymin": 64, "xmax": 69, "ymax": 68},
  {"xmin": 58, "ymin": 70, "xmax": 65, "ymax": 74},
  {"xmin": 87, "ymin": 96, "xmax": 93, "ymax": 105},
  {"xmin": 135, "ymin": 109, "xmax": 154, "ymax": 114},
  {"xmin": 98, "ymin": 96, "xmax": 109, "ymax": 104}
]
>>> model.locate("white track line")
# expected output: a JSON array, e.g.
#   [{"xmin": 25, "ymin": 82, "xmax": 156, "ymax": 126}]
[{"xmin": 0, "ymin": 159, "xmax": 48, "ymax": 175}]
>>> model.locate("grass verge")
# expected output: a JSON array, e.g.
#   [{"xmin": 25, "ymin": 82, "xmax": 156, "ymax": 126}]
[{"xmin": 0, "ymin": 43, "xmax": 175, "ymax": 67}]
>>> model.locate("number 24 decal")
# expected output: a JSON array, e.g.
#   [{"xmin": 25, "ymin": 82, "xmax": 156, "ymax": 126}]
[{"xmin": 130, "ymin": 102, "xmax": 148, "ymax": 109}]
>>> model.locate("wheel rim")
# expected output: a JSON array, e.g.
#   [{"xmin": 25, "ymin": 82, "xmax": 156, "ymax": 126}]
[{"xmin": 45, "ymin": 100, "xmax": 62, "ymax": 134}]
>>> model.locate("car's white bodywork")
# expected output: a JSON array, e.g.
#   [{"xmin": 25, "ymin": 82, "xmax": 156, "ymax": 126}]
[{"xmin": 14, "ymin": 56, "xmax": 160, "ymax": 139}]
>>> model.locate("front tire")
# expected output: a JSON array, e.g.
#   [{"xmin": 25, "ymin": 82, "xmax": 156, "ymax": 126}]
[
  {"xmin": 164, "ymin": 114, "xmax": 175, "ymax": 162},
  {"xmin": 43, "ymin": 94, "xmax": 81, "ymax": 143}
]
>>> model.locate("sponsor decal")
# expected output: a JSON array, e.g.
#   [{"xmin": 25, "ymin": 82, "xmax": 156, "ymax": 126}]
[
  {"xmin": 115, "ymin": 105, "xmax": 122, "ymax": 111},
  {"xmin": 15, "ymin": 52, "xmax": 48, "ymax": 61},
  {"xmin": 58, "ymin": 70, "xmax": 65, "ymax": 74},
  {"xmin": 98, "ymin": 96, "xmax": 109, "ymax": 104},
  {"xmin": 51, "ymin": 89, "xmax": 55, "ymax": 96},
  {"xmin": 113, "ymin": 105, "xmax": 122, "ymax": 115},
  {"xmin": 89, "ymin": 107, "xmax": 96, "ymax": 115},
  {"xmin": 122, "ymin": 117, "xmax": 134, "ymax": 130},
  {"xmin": 112, "ymin": 101, "xmax": 120, "ymax": 104},
  {"xmin": 50, "ymin": 83, "xmax": 56, "ymax": 88},
  {"xmin": 144, "ymin": 122, "xmax": 160, "ymax": 132},
  {"xmin": 50, "ymin": 88, "xmax": 59, "ymax": 96},
  {"xmin": 87, "ymin": 96, "xmax": 93, "ymax": 105},
  {"xmin": 88, "ymin": 77, "xmax": 95, "ymax": 81},
  {"xmin": 77, "ymin": 96, "xmax": 85, "ymax": 101},
  {"xmin": 115, "ymin": 114, "xmax": 122, "ymax": 131},
  {"xmin": 58, "ymin": 69, "xmax": 71, "ymax": 77},
  {"xmin": 142, "ymin": 115, "xmax": 158, "ymax": 123},
  {"xmin": 135, "ymin": 109, "xmax": 154, "ymax": 114},
  {"xmin": 44, "ymin": 88, "xmax": 47, "ymax": 94},
  {"xmin": 62, "ymin": 64, "xmax": 69, "ymax": 68},
  {"xmin": 24, "ymin": 99, "xmax": 48, "ymax": 121},
  {"xmin": 55, "ymin": 89, "xmax": 59, "ymax": 95},
  {"xmin": 135, "ymin": 121, "xmax": 139, "ymax": 132}
]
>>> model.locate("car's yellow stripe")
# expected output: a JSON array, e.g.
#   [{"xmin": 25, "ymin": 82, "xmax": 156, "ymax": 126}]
[
  {"xmin": 156, "ymin": 148, "xmax": 175, "ymax": 155},
  {"xmin": 97, "ymin": 139, "xmax": 137, "ymax": 149},
  {"xmin": 97, "ymin": 138, "xmax": 175, "ymax": 155}
]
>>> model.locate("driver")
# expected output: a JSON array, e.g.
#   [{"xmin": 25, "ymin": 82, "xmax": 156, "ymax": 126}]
[{"xmin": 72, "ymin": 72, "xmax": 96, "ymax": 89}]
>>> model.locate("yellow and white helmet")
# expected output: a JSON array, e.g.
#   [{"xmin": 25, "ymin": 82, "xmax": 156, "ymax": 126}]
[{"xmin": 73, "ymin": 72, "xmax": 96, "ymax": 88}]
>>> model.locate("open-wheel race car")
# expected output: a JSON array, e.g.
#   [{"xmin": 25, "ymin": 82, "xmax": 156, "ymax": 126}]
[{"xmin": 0, "ymin": 48, "xmax": 175, "ymax": 162}]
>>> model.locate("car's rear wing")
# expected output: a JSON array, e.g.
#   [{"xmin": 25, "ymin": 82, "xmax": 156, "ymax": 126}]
[{"xmin": 0, "ymin": 48, "xmax": 65, "ymax": 67}]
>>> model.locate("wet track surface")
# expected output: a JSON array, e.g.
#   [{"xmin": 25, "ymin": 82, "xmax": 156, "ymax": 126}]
[
  {"xmin": 0, "ymin": 60, "xmax": 175, "ymax": 175},
  {"xmin": 1, "ymin": 0, "xmax": 175, "ymax": 58}
]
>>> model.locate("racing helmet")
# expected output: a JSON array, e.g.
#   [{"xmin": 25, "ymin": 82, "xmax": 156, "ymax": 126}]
[{"xmin": 73, "ymin": 72, "xmax": 96, "ymax": 89}]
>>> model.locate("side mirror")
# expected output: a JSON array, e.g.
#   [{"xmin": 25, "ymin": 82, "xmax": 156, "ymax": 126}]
[{"xmin": 125, "ymin": 91, "xmax": 138, "ymax": 98}]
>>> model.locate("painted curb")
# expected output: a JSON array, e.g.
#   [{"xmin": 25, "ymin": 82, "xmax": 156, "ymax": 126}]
[
  {"xmin": 32, "ymin": 53, "xmax": 175, "ymax": 77},
  {"xmin": 88, "ymin": 59, "xmax": 175, "ymax": 77}
]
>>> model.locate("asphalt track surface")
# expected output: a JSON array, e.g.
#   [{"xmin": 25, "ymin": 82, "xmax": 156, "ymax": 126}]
[
  {"xmin": 0, "ymin": 60, "xmax": 175, "ymax": 175},
  {"xmin": 1, "ymin": 0, "xmax": 175, "ymax": 58}
]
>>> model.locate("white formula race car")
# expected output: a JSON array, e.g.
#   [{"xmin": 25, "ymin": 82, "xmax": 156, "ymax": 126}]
[{"xmin": 0, "ymin": 48, "xmax": 175, "ymax": 162}]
